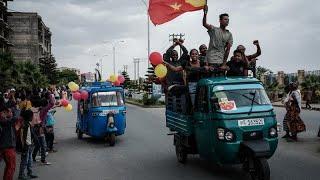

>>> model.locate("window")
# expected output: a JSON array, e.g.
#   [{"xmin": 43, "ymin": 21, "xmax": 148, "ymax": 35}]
[
  {"xmin": 212, "ymin": 89, "xmax": 271, "ymax": 108},
  {"xmin": 92, "ymin": 91, "xmax": 124, "ymax": 107}
]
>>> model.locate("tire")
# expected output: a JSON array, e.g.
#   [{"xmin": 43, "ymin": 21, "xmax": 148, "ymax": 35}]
[
  {"xmin": 109, "ymin": 133, "xmax": 116, "ymax": 146},
  {"xmin": 175, "ymin": 139, "xmax": 187, "ymax": 164},
  {"xmin": 250, "ymin": 158, "xmax": 270, "ymax": 180},
  {"xmin": 77, "ymin": 129, "xmax": 83, "ymax": 139}
]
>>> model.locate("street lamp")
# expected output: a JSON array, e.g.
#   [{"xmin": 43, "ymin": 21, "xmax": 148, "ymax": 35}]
[
  {"xmin": 99, "ymin": 54, "xmax": 108, "ymax": 76},
  {"xmin": 104, "ymin": 40, "xmax": 125, "ymax": 75},
  {"xmin": 140, "ymin": 0, "xmax": 151, "ymax": 68}
]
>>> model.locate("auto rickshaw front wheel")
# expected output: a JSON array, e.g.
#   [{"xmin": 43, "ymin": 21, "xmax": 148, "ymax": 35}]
[
  {"xmin": 109, "ymin": 133, "xmax": 116, "ymax": 146},
  {"xmin": 246, "ymin": 157, "xmax": 270, "ymax": 180}
]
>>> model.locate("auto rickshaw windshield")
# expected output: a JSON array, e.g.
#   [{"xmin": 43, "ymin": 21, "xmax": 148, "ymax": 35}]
[
  {"xmin": 212, "ymin": 88, "xmax": 271, "ymax": 108},
  {"xmin": 92, "ymin": 91, "xmax": 124, "ymax": 107}
]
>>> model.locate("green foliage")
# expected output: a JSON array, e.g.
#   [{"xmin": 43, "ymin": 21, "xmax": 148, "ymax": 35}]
[
  {"xmin": 39, "ymin": 56, "xmax": 58, "ymax": 84},
  {"xmin": 301, "ymin": 75, "xmax": 320, "ymax": 91},
  {"xmin": 142, "ymin": 93, "xmax": 157, "ymax": 105},
  {"xmin": 256, "ymin": 66, "xmax": 273, "ymax": 80},
  {"xmin": 0, "ymin": 53, "xmax": 48, "ymax": 92},
  {"xmin": 56, "ymin": 69, "xmax": 79, "ymax": 86},
  {"xmin": 121, "ymin": 71, "xmax": 131, "ymax": 88}
]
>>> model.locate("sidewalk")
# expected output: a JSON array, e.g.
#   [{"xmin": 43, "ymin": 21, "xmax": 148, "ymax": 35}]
[{"xmin": 272, "ymin": 101, "xmax": 320, "ymax": 111}]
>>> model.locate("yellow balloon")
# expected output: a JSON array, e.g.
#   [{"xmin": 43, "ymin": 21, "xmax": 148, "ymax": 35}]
[
  {"xmin": 155, "ymin": 64, "xmax": 167, "ymax": 78},
  {"xmin": 110, "ymin": 75, "xmax": 117, "ymax": 83},
  {"xmin": 69, "ymin": 83, "xmax": 79, "ymax": 92},
  {"xmin": 64, "ymin": 104, "xmax": 73, "ymax": 112},
  {"xmin": 68, "ymin": 82, "xmax": 76, "ymax": 88}
]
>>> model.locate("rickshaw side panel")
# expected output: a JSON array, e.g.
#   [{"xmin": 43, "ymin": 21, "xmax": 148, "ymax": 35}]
[{"xmin": 166, "ymin": 110, "xmax": 194, "ymax": 136}]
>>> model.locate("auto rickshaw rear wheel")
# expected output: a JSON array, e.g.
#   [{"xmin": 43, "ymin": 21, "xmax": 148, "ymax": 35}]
[
  {"xmin": 249, "ymin": 158, "xmax": 270, "ymax": 180},
  {"xmin": 175, "ymin": 140, "xmax": 187, "ymax": 164},
  {"xmin": 77, "ymin": 129, "xmax": 83, "ymax": 139},
  {"xmin": 109, "ymin": 133, "xmax": 116, "ymax": 146}
]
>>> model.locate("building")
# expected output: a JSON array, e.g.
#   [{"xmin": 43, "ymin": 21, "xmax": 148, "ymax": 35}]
[
  {"xmin": 0, "ymin": 0, "xmax": 13, "ymax": 53},
  {"xmin": 81, "ymin": 72, "xmax": 95, "ymax": 83},
  {"xmin": 8, "ymin": 12, "xmax": 52, "ymax": 64},
  {"xmin": 57, "ymin": 67, "xmax": 81, "ymax": 80}
]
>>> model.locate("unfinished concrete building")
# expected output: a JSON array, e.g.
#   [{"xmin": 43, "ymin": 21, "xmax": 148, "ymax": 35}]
[
  {"xmin": 0, "ymin": 0, "xmax": 13, "ymax": 53},
  {"xmin": 8, "ymin": 12, "xmax": 52, "ymax": 64}
]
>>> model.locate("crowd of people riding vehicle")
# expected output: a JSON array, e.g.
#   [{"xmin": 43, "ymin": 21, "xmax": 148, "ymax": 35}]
[{"xmin": 163, "ymin": 5, "xmax": 277, "ymax": 180}]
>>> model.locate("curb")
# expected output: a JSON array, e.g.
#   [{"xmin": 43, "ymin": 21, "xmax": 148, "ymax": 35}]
[
  {"xmin": 126, "ymin": 100, "xmax": 165, "ymax": 108},
  {"xmin": 272, "ymin": 104, "xmax": 320, "ymax": 111}
]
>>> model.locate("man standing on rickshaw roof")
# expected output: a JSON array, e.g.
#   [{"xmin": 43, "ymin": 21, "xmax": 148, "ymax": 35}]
[{"xmin": 202, "ymin": 5, "xmax": 233, "ymax": 72}]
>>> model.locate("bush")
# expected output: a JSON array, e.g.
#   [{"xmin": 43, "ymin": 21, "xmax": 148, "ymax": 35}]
[{"xmin": 142, "ymin": 93, "xmax": 157, "ymax": 105}]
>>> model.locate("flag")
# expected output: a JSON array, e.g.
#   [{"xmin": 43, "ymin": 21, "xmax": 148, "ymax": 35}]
[{"xmin": 148, "ymin": 0, "xmax": 206, "ymax": 25}]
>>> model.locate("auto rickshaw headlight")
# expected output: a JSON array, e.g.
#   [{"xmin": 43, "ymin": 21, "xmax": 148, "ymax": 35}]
[{"xmin": 269, "ymin": 127, "xmax": 278, "ymax": 138}]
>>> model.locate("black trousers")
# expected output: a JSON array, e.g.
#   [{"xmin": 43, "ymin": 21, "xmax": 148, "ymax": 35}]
[{"xmin": 45, "ymin": 126, "xmax": 54, "ymax": 151}]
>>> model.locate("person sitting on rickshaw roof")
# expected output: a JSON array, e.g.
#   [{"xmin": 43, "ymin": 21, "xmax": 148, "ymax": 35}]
[{"xmin": 226, "ymin": 50, "xmax": 249, "ymax": 77}]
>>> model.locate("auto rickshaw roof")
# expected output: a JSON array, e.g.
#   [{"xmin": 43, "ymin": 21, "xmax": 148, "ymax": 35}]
[
  {"xmin": 198, "ymin": 77, "xmax": 262, "ymax": 87},
  {"xmin": 80, "ymin": 81, "xmax": 123, "ymax": 93}
]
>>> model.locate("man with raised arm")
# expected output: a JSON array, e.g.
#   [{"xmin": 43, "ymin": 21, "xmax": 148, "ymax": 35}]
[{"xmin": 202, "ymin": 5, "xmax": 233, "ymax": 73}]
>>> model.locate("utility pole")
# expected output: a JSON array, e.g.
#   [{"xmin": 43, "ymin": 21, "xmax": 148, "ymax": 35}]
[
  {"xmin": 169, "ymin": 33, "xmax": 185, "ymax": 56},
  {"xmin": 140, "ymin": 0, "xmax": 151, "ymax": 68},
  {"xmin": 133, "ymin": 58, "xmax": 143, "ymax": 83},
  {"xmin": 123, "ymin": 65, "xmax": 128, "ymax": 73}
]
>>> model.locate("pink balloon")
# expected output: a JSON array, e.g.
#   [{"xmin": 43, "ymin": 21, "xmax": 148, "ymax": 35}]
[
  {"xmin": 60, "ymin": 99, "xmax": 69, "ymax": 107},
  {"xmin": 114, "ymin": 80, "xmax": 121, "ymax": 86},
  {"xmin": 80, "ymin": 90, "xmax": 89, "ymax": 100},
  {"xmin": 149, "ymin": 52, "xmax": 163, "ymax": 66},
  {"xmin": 118, "ymin": 75, "xmax": 125, "ymax": 83},
  {"xmin": 72, "ymin": 91, "xmax": 81, "ymax": 101}
]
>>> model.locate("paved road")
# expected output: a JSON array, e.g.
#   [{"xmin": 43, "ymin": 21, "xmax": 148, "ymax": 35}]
[{"xmin": 1, "ymin": 104, "xmax": 320, "ymax": 180}]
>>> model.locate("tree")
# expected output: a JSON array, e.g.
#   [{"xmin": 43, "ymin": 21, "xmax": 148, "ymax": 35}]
[
  {"xmin": 0, "ymin": 53, "xmax": 48, "ymax": 92},
  {"xmin": 121, "ymin": 71, "xmax": 131, "ymax": 88},
  {"xmin": 39, "ymin": 55, "xmax": 58, "ymax": 84},
  {"xmin": 56, "ymin": 69, "xmax": 79, "ymax": 86},
  {"xmin": 256, "ymin": 66, "xmax": 273, "ymax": 81}
]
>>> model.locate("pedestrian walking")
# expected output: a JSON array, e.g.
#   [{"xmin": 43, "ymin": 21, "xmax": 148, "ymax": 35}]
[
  {"xmin": 305, "ymin": 89, "xmax": 312, "ymax": 109},
  {"xmin": 0, "ymin": 100, "xmax": 20, "ymax": 180},
  {"xmin": 286, "ymin": 83, "xmax": 306, "ymax": 141}
]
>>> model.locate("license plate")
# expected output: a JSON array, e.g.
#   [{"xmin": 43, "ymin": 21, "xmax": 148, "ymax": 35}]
[{"xmin": 238, "ymin": 118, "xmax": 265, "ymax": 127}]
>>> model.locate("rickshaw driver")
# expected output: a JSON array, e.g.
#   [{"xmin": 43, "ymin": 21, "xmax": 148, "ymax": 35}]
[{"xmin": 92, "ymin": 95, "xmax": 100, "ymax": 107}]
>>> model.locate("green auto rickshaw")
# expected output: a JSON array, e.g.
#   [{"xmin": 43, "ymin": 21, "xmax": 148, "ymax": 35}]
[{"xmin": 166, "ymin": 77, "xmax": 278, "ymax": 180}]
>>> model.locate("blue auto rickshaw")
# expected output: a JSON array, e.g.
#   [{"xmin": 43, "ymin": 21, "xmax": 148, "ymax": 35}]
[{"xmin": 76, "ymin": 82, "xmax": 126, "ymax": 146}]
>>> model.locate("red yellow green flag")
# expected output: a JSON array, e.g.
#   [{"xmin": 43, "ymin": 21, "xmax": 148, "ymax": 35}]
[{"xmin": 148, "ymin": 0, "xmax": 206, "ymax": 25}]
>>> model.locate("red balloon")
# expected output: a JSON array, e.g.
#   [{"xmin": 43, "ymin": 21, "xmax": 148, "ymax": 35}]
[
  {"xmin": 60, "ymin": 99, "xmax": 69, "ymax": 107},
  {"xmin": 149, "ymin": 52, "xmax": 163, "ymax": 66},
  {"xmin": 118, "ymin": 75, "xmax": 125, "ymax": 83},
  {"xmin": 72, "ymin": 91, "xmax": 81, "ymax": 101},
  {"xmin": 114, "ymin": 80, "xmax": 121, "ymax": 86},
  {"xmin": 80, "ymin": 90, "xmax": 89, "ymax": 100}
]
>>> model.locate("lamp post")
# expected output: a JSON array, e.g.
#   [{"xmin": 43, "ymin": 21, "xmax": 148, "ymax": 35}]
[
  {"xmin": 140, "ymin": 0, "xmax": 151, "ymax": 68},
  {"xmin": 99, "ymin": 54, "xmax": 108, "ymax": 76},
  {"xmin": 104, "ymin": 40, "xmax": 125, "ymax": 75}
]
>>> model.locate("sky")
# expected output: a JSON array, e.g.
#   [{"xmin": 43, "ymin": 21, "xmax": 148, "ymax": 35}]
[{"xmin": 9, "ymin": 0, "xmax": 320, "ymax": 79}]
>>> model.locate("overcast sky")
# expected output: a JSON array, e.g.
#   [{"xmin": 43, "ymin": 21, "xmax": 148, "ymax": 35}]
[{"xmin": 10, "ymin": 0, "xmax": 320, "ymax": 79}]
